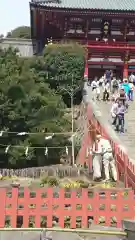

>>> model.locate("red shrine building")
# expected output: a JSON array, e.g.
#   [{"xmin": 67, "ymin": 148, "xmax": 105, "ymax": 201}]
[{"xmin": 30, "ymin": 0, "xmax": 135, "ymax": 79}]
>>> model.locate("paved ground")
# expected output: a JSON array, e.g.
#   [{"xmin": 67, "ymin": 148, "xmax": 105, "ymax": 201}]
[
  {"xmin": 97, "ymin": 99, "xmax": 135, "ymax": 163},
  {"xmin": 0, "ymin": 231, "xmax": 126, "ymax": 240}
]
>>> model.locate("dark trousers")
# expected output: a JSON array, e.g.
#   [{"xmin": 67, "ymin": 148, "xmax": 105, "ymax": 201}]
[
  {"xmin": 103, "ymin": 90, "xmax": 109, "ymax": 101},
  {"xmin": 112, "ymin": 117, "xmax": 117, "ymax": 125},
  {"xmin": 116, "ymin": 114, "xmax": 125, "ymax": 132}
]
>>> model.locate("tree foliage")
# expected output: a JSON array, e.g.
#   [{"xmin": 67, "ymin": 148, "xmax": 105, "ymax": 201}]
[
  {"xmin": 43, "ymin": 43, "xmax": 85, "ymax": 106},
  {"xmin": 6, "ymin": 26, "xmax": 31, "ymax": 39},
  {"xmin": 0, "ymin": 47, "xmax": 71, "ymax": 168},
  {"xmin": 43, "ymin": 43, "xmax": 85, "ymax": 83}
]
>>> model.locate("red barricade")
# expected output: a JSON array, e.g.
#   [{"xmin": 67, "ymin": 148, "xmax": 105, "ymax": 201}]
[{"xmin": 0, "ymin": 187, "xmax": 135, "ymax": 228}]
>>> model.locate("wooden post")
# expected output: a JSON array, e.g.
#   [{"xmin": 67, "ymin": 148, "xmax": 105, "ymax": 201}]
[{"xmin": 41, "ymin": 10, "xmax": 45, "ymax": 39}]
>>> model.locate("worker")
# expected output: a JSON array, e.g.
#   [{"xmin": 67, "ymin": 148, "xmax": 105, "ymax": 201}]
[
  {"xmin": 92, "ymin": 134, "xmax": 103, "ymax": 181},
  {"xmin": 101, "ymin": 138, "xmax": 117, "ymax": 182}
]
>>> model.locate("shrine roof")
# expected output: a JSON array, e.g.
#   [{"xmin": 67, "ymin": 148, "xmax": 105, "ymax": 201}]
[{"xmin": 31, "ymin": 0, "xmax": 135, "ymax": 11}]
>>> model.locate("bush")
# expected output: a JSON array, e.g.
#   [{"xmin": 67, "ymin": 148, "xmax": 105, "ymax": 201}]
[
  {"xmin": 80, "ymin": 182, "xmax": 89, "ymax": 188},
  {"xmin": 40, "ymin": 176, "xmax": 48, "ymax": 186},
  {"xmin": 40, "ymin": 176, "xmax": 59, "ymax": 187},
  {"xmin": 47, "ymin": 176, "xmax": 59, "ymax": 186},
  {"xmin": 75, "ymin": 179, "xmax": 89, "ymax": 188}
]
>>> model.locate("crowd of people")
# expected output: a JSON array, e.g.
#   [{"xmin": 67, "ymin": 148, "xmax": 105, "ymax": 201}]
[
  {"xmin": 88, "ymin": 70, "xmax": 135, "ymax": 182},
  {"xmin": 89, "ymin": 70, "xmax": 135, "ymax": 133}
]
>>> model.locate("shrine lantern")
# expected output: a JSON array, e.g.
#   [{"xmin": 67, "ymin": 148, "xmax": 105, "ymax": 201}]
[
  {"xmin": 121, "ymin": 51, "xmax": 130, "ymax": 63},
  {"xmin": 101, "ymin": 20, "xmax": 111, "ymax": 39}
]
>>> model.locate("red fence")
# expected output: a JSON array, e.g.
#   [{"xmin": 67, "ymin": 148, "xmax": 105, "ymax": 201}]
[{"xmin": 0, "ymin": 187, "xmax": 135, "ymax": 228}]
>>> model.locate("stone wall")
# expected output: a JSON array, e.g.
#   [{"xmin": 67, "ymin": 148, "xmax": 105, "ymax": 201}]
[{"xmin": 0, "ymin": 38, "xmax": 38, "ymax": 56}]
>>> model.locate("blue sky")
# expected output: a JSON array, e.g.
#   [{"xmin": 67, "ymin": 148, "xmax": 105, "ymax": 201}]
[{"xmin": 0, "ymin": 0, "xmax": 30, "ymax": 36}]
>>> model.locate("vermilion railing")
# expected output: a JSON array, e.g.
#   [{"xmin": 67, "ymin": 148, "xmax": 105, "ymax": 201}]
[{"xmin": 0, "ymin": 187, "xmax": 134, "ymax": 228}]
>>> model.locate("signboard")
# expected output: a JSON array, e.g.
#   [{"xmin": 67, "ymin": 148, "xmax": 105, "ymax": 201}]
[
  {"xmin": 128, "ymin": 65, "xmax": 135, "ymax": 69},
  {"xmin": 103, "ymin": 65, "xmax": 116, "ymax": 69},
  {"xmin": 89, "ymin": 65, "xmax": 101, "ymax": 69},
  {"xmin": 89, "ymin": 65, "xmax": 117, "ymax": 69}
]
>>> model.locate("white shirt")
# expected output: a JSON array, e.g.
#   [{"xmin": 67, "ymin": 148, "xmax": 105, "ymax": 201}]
[
  {"xmin": 129, "ymin": 83, "xmax": 134, "ymax": 91},
  {"xmin": 99, "ymin": 77, "xmax": 104, "ymax": 83},
  {"xmin": 91, "ymin": 80, "xmax": 98, "ymax": 89},
  {"xmin": 111, "ymin": 103, "xmax": 118, "ymax": 117},
  {"xmin": 100, "ymin": 139, "xmax": 112, "ymax": 154},
  {"xmin": 103, "ymin": 82, "xmax": 110, "ymax": 92},
  {"xmin": 129, "ymin": 74, "xmax": 135, "ymax": 82},
  {"xmin": 92, "ymin": 140, "xmax": 103, "ymax": 154},
  {"xmin": 93, "ymin": 138, "xmax": 112, "ymax": 155}
]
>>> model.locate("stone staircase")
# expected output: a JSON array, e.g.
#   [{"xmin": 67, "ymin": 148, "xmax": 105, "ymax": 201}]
[{"xmin": 97, "ymin": 100, "xmax": 135, "ymax": 163}]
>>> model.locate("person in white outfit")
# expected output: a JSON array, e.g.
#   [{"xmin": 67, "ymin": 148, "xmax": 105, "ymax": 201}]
[
  {"xmin": 92, "ymin": 134, "xmax": 103, "ymax": 181},
  {"xmin": 102, "ymin": 81, "xmax": 110, "ymax": 101},
  {"xmin": 101, "ymin": 138, "xmax": 117, "ymax": 182},
  {"xmin": 96, "ymin": 80, "xmax": 100, "ymax": 100},
  {"xmin": 110, "ymin": 99, "xmax": 119, "ymax": 125},
  {"xmin": 92, "ymin": 134, "xmax": 117, "ymax": 182},
  {"xmin": 91, "ymin": 78, "xmax": 100, "ymax": 101},
  {"xmin": 99, "ymin": 76, "xmax": 104, "ymax": 87}
]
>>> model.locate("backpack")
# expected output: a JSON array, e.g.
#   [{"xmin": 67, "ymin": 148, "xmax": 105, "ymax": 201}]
[{"xmin": 113, "ymin": 80, "xmax": 118, "ymax": 88}]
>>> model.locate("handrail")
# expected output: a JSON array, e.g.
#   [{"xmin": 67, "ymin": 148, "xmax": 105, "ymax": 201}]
[{"xmin": 0, "ymin": 227, "xmax": 127, "ymax": 236}]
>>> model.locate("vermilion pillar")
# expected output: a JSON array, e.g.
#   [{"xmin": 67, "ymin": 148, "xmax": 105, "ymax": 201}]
[
  {"xmin": 84, "ymin": 49, "xmax": 88, "ymax": 78},
  {"xmin": 123, "ymin": 62, "xmax": 128, "ymax": 78},
  {"xmin": 84, "ymin": 60, "xmax": 88, "ymax": 78}
]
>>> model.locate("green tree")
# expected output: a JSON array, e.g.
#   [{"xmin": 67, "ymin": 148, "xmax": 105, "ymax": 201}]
[
  {"xmin": 43, "ymin": 43, "xmax": 86, "ymax": 106},
  {"xmin": 0, "ymin": 47, "xmax": 71, "ymax": 168},
  {"xmin": 6, "ymin": 26, "xmax": 31, "ymax": 39},
  {"xmin": 43, "ymin": 43, "xmax": 85, "ymax": 87}
]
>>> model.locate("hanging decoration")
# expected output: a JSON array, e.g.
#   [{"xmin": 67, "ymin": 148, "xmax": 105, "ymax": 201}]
[
  {"xmin": 0, "ymin": 131, "xmax": 3, "ymax": 136},
  {"xmin": 124, "ymin": 51, "xmax": 130, "ymax": 64},
  {"xmin": 123, "ymin": 20, "xmax": 130, "ymax": 40},
  {"xmin": 121, "ymin": 51, "xmax": 130, "ymax": 64},
  {"xmin": 44, "ymin": 147, "xmax": 48, "ymax": 156},
  {"xmin": 17, "ymin": 132, "xmax": 28, "ymax": 136},
  {"xmin": 0, "ymin": 129, "xmax": 82, "ymax": 156},
  {"xmin": 0, "ymin": 144, "xmax": 79, "ymax": 154},
  {"xmin": 0, "ymin": 130, "xmax": 72, "ymax": 136},
  {"xmin": 45, "ymin": 133, "xmax": 54, "ymax": 140},
  {"xmin": 102, "ymin": 20, "xmax": 111, "ymax": 39},
  {"xmin": 5, "ymin": 145, "xmax": 10, "ymax": 154},
  {"xmin": 25, "ymin": 147, "xmax": 29, "ymax": 156},
  {"xmin": 65, "ymin": 146, "xmax": 68, "ymax": 155}
]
